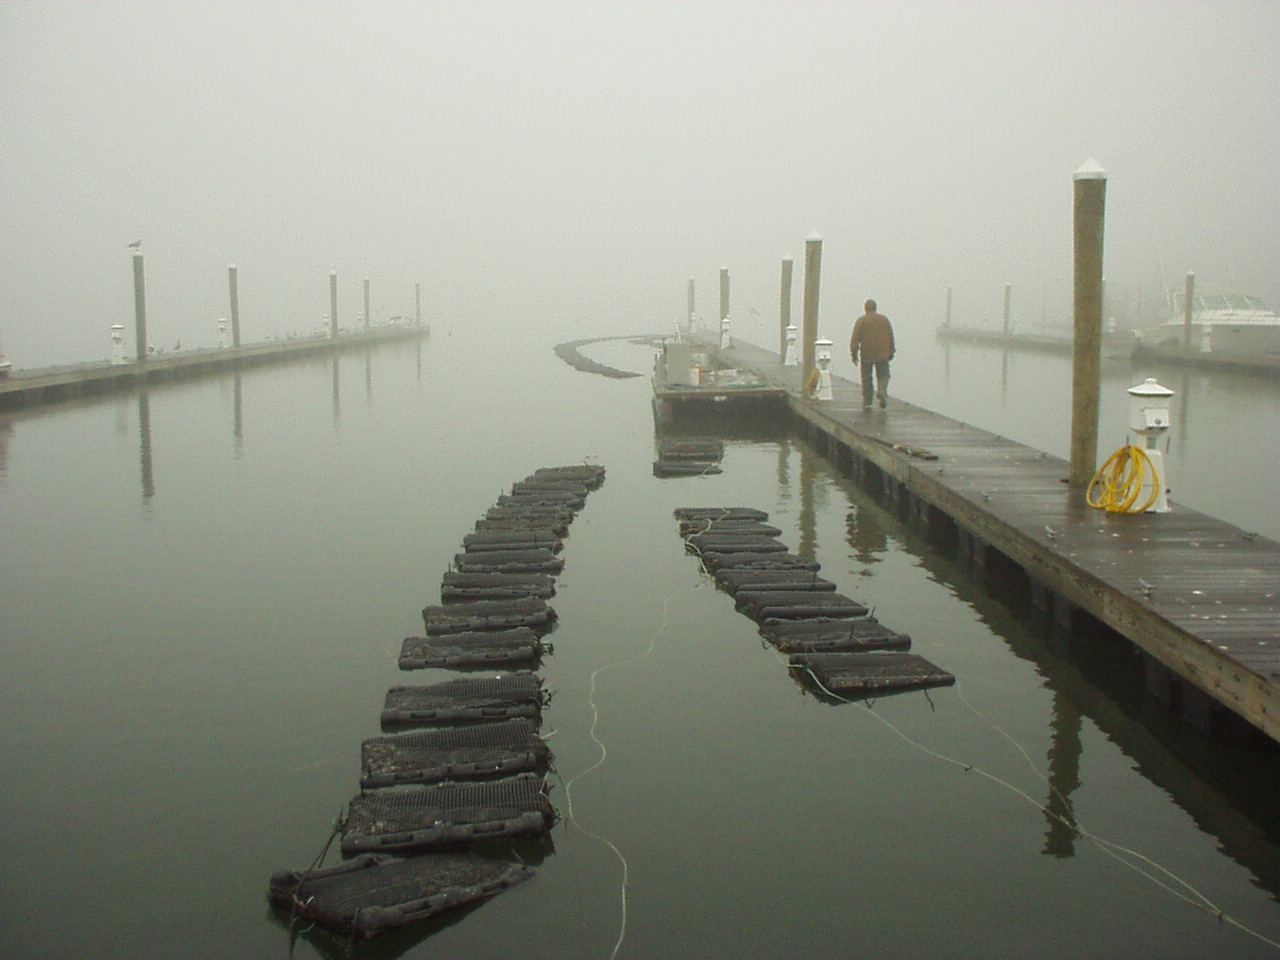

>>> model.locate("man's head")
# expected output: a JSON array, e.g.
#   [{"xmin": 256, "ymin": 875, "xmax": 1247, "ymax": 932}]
[{"xmin": 865, "ymin": 299, "xmax": 877, "ymax": 313}]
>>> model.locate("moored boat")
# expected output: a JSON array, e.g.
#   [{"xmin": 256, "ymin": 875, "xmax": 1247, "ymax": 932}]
[{"xmin": 1137, "ymin": 292, "xmax": 1280, "ymax": 358}]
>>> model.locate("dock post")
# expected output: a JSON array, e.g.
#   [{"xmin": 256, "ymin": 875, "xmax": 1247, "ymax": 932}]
[
  {"xmin": 801, "ymin": 232, "xmax": 822, "ymax": 389},
  {"xmin": 415, "ymin": 281, "xmax": 422, "ymax": 325},
  {"xmin": 945, "ymin": 286, "xmax": 952, "ymax": 327},
  {"xmin": 779, "ymin": 256, "xmax": 794, "ymax": 358},
  {"xmin": 364, "ymin": 277, "xmax": 371, "ymax": 329},
  {"xmin": 110, "ymin": 324, "xmax": 125, "ymax": 365},
  {"xmin": 329, "ymin": 271, "xmax": 339, "ymax": 340},
  {"xmin": 719, "ymin": 267, "xmax": 730, "ymax": 328},
  {"xmin": 132, "ymin": 251, "xmax": 148, "ymax": 364},
  {"xmin": 228, "ymin": 263, "xmax": 241, "ymax": 348},
  {"xmin": 1181, "ymin": 272, "xmax": 1195, "ymax": 351},
  {"xmin": 1068, "ymin": 159, "xmax": 1108, "ymax": 488},
  {"xmin": 1002, "ymin": 283, "xmax": 1012, "ymax": 337},
  {"xmin": 687, "ymin": 278, "xmax": 695, "ymax": 330}
]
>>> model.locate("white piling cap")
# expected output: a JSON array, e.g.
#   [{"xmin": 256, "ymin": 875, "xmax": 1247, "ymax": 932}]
[
  {"xmin": 1128, "ymin": 377, "xmax": 1173, "ymax": 398},
  {"xmin": 807, "ymin": 231, "xmax": 823, "ymax": 242},
  {"xmin": 815, "ymin": 338, "xmax": 833, "ymax": 346},
  {"xmin": 228, "ymin": 263, "xmax": 236, "ymax": 270},
  {"xmin": 783, "ymin": 255, "xmax": 794, "ymax": 262},
  {"xmin": 1073, "ymin": 158, "xmax": 1107, "ymax": 180}
]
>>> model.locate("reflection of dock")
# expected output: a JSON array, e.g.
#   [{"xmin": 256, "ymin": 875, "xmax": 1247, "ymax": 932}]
[
  {"xmin": 681, "ymin": 336, "xmax": 1280, "ymax": 745},
  {"xmin": 0, "ymin": 324, "xmax": 429, "ymax": 410}
]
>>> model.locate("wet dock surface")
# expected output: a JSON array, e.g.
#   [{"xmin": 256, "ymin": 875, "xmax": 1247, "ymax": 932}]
[{"xmin": 672, "ymin": 337, "xmax": 1280, "ymax": 742}]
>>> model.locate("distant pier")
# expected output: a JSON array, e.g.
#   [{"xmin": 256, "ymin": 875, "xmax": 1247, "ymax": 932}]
[
  {"xmin": 655, "ymin": 336, "xmax": 1280, "ymax": 744},
  {"xmin": 0, "ymin": 323, "xmax": 429, "ymax": 410}
]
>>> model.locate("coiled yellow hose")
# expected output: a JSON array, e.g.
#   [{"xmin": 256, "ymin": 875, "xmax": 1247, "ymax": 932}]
[{"xmin": 1087, "ymin": 444, "xmax": 1159, "ymax": 513}]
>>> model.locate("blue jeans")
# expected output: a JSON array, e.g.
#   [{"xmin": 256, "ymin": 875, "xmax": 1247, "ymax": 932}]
[{"xmin": 860, "ymin": 360, "xmax": 890, "ymax": 406}]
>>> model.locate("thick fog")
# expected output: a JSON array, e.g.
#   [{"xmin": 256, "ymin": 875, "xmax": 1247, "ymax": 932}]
[{"xmin": 2, "ymin": 1, "xmax": 1276, "ymax": 367}]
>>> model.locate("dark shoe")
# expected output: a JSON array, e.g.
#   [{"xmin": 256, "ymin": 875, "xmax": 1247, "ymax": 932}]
[{"xmin": 877, "ymin": 390, "xmax": 887, "ymax": 408}]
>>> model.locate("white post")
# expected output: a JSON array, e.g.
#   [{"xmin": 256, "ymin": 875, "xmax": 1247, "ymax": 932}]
[
  {"xmin": 217, "ymin": 318, "xmax": 229, "ymax": 349},
  {"xmin": 720, "ymin": 313, "xmax": 731, "ymax": 350},
  {"xmin": 110, "ymin": 324, "xmax": 125, "ymax": 365},
  {"xmin": 814, "ymin": 338, "xmax": 834, "ymax": 400},
  {"xmin": 1128, "ymin": 378, "xmax": 1174, "ymax": 512},
  {"xmin": 783, "ymin": 324, "xmax": 798, "ymax": 366}
]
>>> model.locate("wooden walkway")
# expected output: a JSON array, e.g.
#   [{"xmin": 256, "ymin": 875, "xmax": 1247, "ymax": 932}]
[
  {"xmin": 0, "ymin": 324, "xmax": 429, "ymax": 410},
  {"xmin": 687, "ymin": 337, "xmax": 1280, "ymax": 742}
]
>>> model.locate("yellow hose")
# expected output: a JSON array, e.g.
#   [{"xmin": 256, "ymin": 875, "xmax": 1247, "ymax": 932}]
[{"xmin": 1087, "ymin": 444, "xmax": 1160, "ymax": 513}]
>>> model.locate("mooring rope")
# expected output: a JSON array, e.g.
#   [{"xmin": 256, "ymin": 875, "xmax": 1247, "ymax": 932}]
[
  {"xmin": 561, "ymin": 585, "xmax": 699, "ymax": 959},
  {"xmin": 773, "ymin": 646, "xmax": 1280, "ymax": 951}
]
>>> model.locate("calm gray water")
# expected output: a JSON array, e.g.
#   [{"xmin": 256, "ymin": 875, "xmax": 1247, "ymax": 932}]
[{"xmin": 1, "ymin": 324, "xmax": 1277, "ymax": 959}]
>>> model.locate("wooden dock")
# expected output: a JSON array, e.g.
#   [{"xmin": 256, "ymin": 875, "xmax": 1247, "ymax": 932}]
[
  {"xmin": 660, "ymin": 336, "xmax": 1280, "ymax": 743},
  {"xmin": 0, "ymin": 323, "xmax": 429, "ymax": 410}
]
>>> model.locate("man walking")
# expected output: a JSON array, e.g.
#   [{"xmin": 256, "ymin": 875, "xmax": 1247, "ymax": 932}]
[{"xmin": 850, "ymin": 299, "xmax": 895, "ymax": 409}]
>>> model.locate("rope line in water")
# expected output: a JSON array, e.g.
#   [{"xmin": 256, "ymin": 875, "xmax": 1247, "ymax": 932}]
[
  {"xmin": 562, "ymin": 586, "xmax": 695, "ymax": 960},
  {"xmin": 777, "ymin": 648, "xmax": 1279, "ymax": 951}
]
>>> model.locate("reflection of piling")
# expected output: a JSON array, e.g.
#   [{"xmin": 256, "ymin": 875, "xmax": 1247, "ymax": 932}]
[
  {"xmin": 779, "ymin": 256, "xmax": 793, "ymax": 358},
  {"xmin": 132, "ymin": 252, "xmax": 148, "ymax": 363},
  {"xmin": 1068, "ymin": 159, "xmax": 1107, "ymax": 487},
  {"xmin": 719, "ymin": 267, "xmax": 730, "ymax": 324},
  {"xmin": 1042, "ymin": 692, "xmax": 1082, "ymax": 858},
  {"xmin": 801, "ymin": 233, "xmax": 822, "ymax": 388},
  {"xmin": 228, "ymin": 264, "xmax": 241, "ymax": 348},
  {"xmin": 138, "ymin": 391, "xmax": 154, "ymax": 498},
  {"xmin": 1181, "ymin": 272, "xmax": 1195, "ymax": 351},
  {"xmin": 330, "ymin": 271, "xmax": 339, "ymax": 340}
]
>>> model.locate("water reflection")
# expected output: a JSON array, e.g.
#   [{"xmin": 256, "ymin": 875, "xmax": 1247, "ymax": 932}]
[
  {"xmin": 138, "ymin": 390, "xmax": 154, "ymax": 500},
  {"xmin": 331, "ymin": 355, "xmax": 341, "ymax": 425},
  {"xmin": 233, "ymin": 371, "xmax": 243, "ymax": 458},
  {"xmin": 1042, "ymin": 692, "xmax": 1082, "ymax": 858},
  {"xmin": 846, "ymin": 504, "xmax": 887, "ymax": 574},
  {"xmin": 0, "ymin": 419, "xmax": 12, "ymax": 479}
]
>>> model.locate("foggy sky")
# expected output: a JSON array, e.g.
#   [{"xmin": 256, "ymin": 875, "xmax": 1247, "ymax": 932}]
[{"xmin": 2, "ymin": 1, "xmax": 1277, "ymax": 367}]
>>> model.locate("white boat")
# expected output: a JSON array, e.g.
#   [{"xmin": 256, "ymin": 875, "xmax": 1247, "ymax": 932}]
[
  {"xmin": 1137, "ymin": 293, "xmax": 1280, "ymax": 358},
  {"xmin": 0, "ymin": 330, "xmax": 10, "ymax": 379}
]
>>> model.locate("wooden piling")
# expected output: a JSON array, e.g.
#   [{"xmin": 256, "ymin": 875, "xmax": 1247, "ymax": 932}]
[
  {"xmin": 132, "ymin": 252, "xmax": 148, "ymax": 363},
  {"xmin": 1181, "ymin": 272, "xmax": 1195, "ymax": 351},
  {"xmin": 330, "ymin": 271, "xmax": 338, "ymax": 340},
  {"xmin": 415, "ymin": 281, "xmax": 422, "ymax": 325},
  {"xmin": 364, "ymin": 277, "xmax": 371, "ymax": 329},
  {"xmin": 719, "ymin": 267, "xmax": 730, "ymax": 323},
  {"xmin": 1002, "ymin": 283, "xmax": 1012, "ymax": 337},
  {"xmin": 1068, "ymin": 159, "xmax": 1107, "ymax": 487},
  {"xmin": 945, "ymin": 286, "xmax": 952, "ymax": 327},
  {"xmin": 780, "ymin": 256, "xmax": 794, "ymax": 358},
  {"xmin": 687, "ymin": 278, "xmax": 695, "ymax": 327},
  {"xmin": 801, "ymin": 233, "xmax": 822, "ymax": 388},
  {"xmin": 228, "ymin": 264, "xmax": 241, "ymax": 348}
]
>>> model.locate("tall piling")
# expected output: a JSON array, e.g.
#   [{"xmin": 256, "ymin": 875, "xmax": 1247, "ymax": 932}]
[
  {"xmin": 132, "ymin": 251, "xmax": 148, "ymax": 364},
  {"xmin": 415, "ymin": 281, "xmax": 422, "ymax": 325},
  {"xmin": 1181, "ymin": 272, "xmax": 1195, "ymax": 351},
  {"xmin": 945, "ymin": 286, "xmax": 953, "ymax": 327},
  {"xmin": 363, "ymin": 277, "xmax": 371, "ymax": 328},
  {"xmin": 228, "ymin": 264, "xmax": 241, "ymax": 348},
  {"xmin": 330, "ymin": 271, "xmax": 339, "ymax": 340},
  {"xmin": 779, "ymin": 256, "xmax": 794, "ymax": 358},
  {"xmin": 801, "ymin": 233, "xmax": 822, "ymax": 388},
  {"xmin": 1068, "ymin": 159, "xmax": 1108, "ymax": 488},
  {"xmin": 687, "ymin": 278, "xmax": 695, "ymax": 328},
  {"xmin": 1002, "ymin": 283, "xmax": 1012, "ymax": 337},
  {"xmin": 719, "ymin": 267, "xmax": 730, "ymax": 325}
]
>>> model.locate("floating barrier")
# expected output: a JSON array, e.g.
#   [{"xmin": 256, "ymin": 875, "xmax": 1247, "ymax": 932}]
[
  {"xmin": 699, "ymin": 551, "xmax": 821, "ymax": 572},
  {"xmin": 673, "ymin": 507, "xmax": 769, "ymax": 522},
  {"xmin": 677, "ymin": 518, "xmax": 783, "ymax": 537},
  {"xmin": 398, "ymin": 629, "xmax": 545, "ymax": 669},
  {"xmin": 268, "ymin": 853, "xmax": 533, "ymax": 939},
  {"xmin": 381, "ymin": 675, "xmax": 546, "ymax": 726},
  {"xmin": 760, "ymin": 617, "xmax": 912, "ymax": 654},
  {"xmin": 712, "ymin": 568, "xmax": 835, "ymax": 595},
  {"xmin": 529, "ymin": 464, "xmax": 606, "ymax": 488},
  {"xmin": 789, "ymin": 652, "xmax": 956, "ymax": 697},
  {"xmin": 341, "ymin": 773, "xmax": 556, "ymax": 855},
  {"xmin": 739, "ymin": 590, "xmax": 870, "ymax": 622},
  {"xmin": 452, "ymin": 550, "xmax": 565, "ymax": 574},
  {"xmin": 658, "ymin": 437, "xmax": 725, "ymax": 461},
  {"xmin": 460, "ymin": 531, "xmax": 564, "ymax": 553},
  {"xmin": 360, "ymin": 719, "xmax": 550, "ymax": 788},
  {"xmin": 440, "ymin": 572, "xmax": 556, "ymax": 602},
  {"xmin": 686, "ymin": 534, "xmax": 789, "ymax": 555},
  {"xmin": 653, "ymin": 460, "xmax": 722, "ymax": 477},
  {"xmin": 423, "ymin": 597, "xmax": 555, "ymax": 634},
  {"xmin": 495, "ymin": 492, "xmax": 586, "ymax": 511},
  {"xmin": 474, "ymin": 517, "xmax": 570, "ymax": 537}
]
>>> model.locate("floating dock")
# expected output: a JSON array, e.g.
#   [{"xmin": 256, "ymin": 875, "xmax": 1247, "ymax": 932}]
[
  {"xmin": 0, "ymin": 323, "xmax": 429, "ymax": 410},
  {"xmin": 659, "ymin": 336, "xmax": 1280, "ymax": 743}
]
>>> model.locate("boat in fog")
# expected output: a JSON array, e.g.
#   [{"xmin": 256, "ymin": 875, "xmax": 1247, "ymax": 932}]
[{"xmin": 1137, "ymin": 292, "xmax": 1280, "ymax": 358}]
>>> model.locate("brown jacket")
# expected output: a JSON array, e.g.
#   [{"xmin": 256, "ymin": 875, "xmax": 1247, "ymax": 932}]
[{"xmin": 850, "ymin": 310, "xmax": 895, "ymax": 364}]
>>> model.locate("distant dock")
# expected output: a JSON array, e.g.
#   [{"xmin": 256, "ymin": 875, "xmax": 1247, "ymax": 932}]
[
  {"xmin": 656, "ymin": 335, "xmax": 1280, "ymax": 744},
  {"xmin": 0, "ymin": 323, "xmax": 429, "ymax": 410}
]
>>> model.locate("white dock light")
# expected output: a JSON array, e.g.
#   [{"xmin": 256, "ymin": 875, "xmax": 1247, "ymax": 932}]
[
  {"xmin": 814, "ymin": 338, "xmax": 834, "ymax": 401},
  {"xmin": 720, "ymin": 313, "xmax": 731, "ymax": 350},
  {"xmin": 217, "ymin": 317, "xmax": 229, "ymax": 349},
  {"xmin": 110, "ymin": 324, "xmax": 125, "ymax": 365},
  {"xmin": 784, "ymin": 324, "xmax": 798, "ymax": 366},
  {"xmin": 1128, "ymin": 377, "xmax": 1174, "ymax": 512}
]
